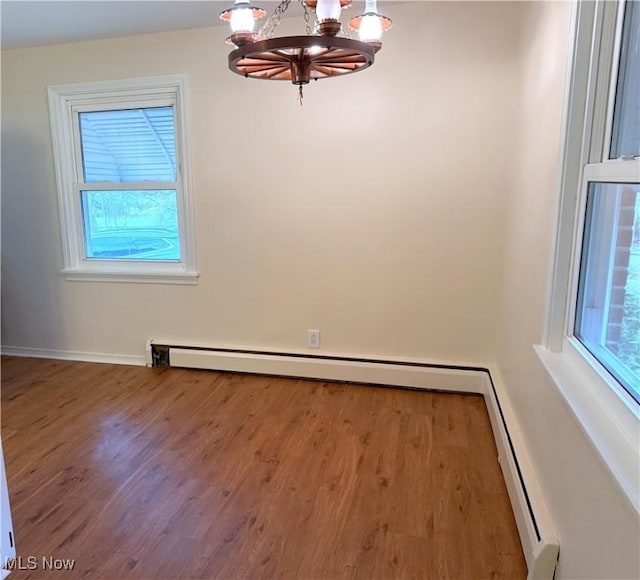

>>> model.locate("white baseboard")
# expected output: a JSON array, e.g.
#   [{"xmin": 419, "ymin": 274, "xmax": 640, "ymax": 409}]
[
  {"xmin": 482, "ymin": 371, "xmax": 559, "ymax": 580},
  {"xmin": 168, "ymin": 347, "xmax": 487, "ymax": 393},
  {"xmin": 1, "ymin": 346, "xmax": 146, "ymax": 367}
]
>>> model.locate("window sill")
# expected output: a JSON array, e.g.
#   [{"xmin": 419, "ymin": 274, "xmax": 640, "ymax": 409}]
[
  {"xmin": 534, "ymin": 342, "xmax": 639, "ymax": 513},
  {"xmin": 62, "ymin": 269, "xmax": 199, "ymax": 285}
]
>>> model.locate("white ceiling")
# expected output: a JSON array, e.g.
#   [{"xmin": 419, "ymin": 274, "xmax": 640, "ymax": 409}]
[{"xmin": 0, "ymin": 0, "xmax": 306, "ymax": 50}]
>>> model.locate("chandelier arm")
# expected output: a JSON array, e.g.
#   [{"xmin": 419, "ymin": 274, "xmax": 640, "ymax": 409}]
[
  {"xmin": 240, "ymin": 62, "xmax": 290, "ymax": 72},
  {"xmin": 311, "ymin": 64, "xmax": 339, "ymax": 77},
  {"xmin": 313, "ymin": 57, "xmax": 368, "ymax": 65},
  {"xmin": 245, "ymin": 53, "xmax": 293, "ymax": 64},
  {"xmin": 240, "ymin": 67, "xmax": 289, "ymax": 78},
  {"xmin": 311, "ymin": 51, "xmax": 364, "ymax": 62},
  {"xmin": 263, "ymin": 66, "xmax": 292, "ymax": 79},
  {"xmin": 314, "ymin": 62, "xmax": 361, "ymax": 71}
]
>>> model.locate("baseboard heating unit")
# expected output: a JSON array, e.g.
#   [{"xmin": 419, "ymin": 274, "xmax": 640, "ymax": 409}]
[{"xmin": 149, "ymin": 340, "xmax": 560, "ymax": 580}]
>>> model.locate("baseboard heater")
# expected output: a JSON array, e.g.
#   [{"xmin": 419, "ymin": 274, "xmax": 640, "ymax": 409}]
[{"xmin": 149, "ymin": 340, "xmax": 559, "ymax": 579}]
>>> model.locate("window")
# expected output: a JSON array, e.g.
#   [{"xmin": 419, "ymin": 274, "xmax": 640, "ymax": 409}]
[
  {"xmin": 48, "ymin": 75, "xmax": 197, "ymax": 283},
  {"xmin": 572, "ymin": 0, "xmax": 640, "ymax": 403},
  {"xmin": 538, "ymin": 0, "xmax": 639, "ymax": 512}
]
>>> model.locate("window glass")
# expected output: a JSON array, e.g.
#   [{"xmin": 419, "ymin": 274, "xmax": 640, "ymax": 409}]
[
  {"xmin": 48, "ymin": 75, "xmax": 196, "ymax": 281},
  {"xmin": 575, "ymin": 182, "xmax": 640, "ymax": 400},
  {"xmin": 79, "ymin": 107, "xmax": 177, "ymax": 182},
  {"xmin": 81, "ymin": 189, "xmax": 180, "ymax": 260},
  {"xmin": 610, "ymin": 0, "xmax": 640, "ymax": 159}
]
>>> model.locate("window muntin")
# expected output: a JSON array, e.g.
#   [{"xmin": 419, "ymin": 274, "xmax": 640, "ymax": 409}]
[
  {"xmin": 575, "ymin": 182, "xmax": 640, "ymax": 401},
  {"xmin": 48, "ymin": 75, "xmax": 197, "ymax": 283},
  {"xmin": 610, "ymin": 0, "xmax": 640, "ymax": 159}
]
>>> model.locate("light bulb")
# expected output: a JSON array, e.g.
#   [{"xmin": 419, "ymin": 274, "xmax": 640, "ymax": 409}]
[
  {"xmin": 230, "ymin": 6, "xmax": 255, "ymax": 33},
  {"xmin": 359, "ymin": 13, "xmax": 382, "ymax": 42},
  {"xmin": 348, "ymin": 0, "xmax": 391, "ymax": 46},
  {"xmin": 316, "ymin": 0, "xmax": 341, "ymax": 21}
]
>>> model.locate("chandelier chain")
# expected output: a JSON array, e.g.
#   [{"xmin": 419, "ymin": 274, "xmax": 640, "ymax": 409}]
[
  {"xmin": 257, "ymin": 0, "xmax": 291, "ymax": 39},
  {"xmin": 301, "ymin": 0, "xmax": 313, "ymax": 35}
]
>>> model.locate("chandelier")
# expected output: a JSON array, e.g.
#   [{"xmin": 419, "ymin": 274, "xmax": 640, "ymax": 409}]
[{"xmin": 220, "ymin": 0, "xmax": 392, "ymax": 103}]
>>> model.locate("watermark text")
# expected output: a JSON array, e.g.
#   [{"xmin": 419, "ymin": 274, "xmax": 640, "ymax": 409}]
[{"xmin": 4, "ymin": 556, "xmax": 76, "ymax": 571}]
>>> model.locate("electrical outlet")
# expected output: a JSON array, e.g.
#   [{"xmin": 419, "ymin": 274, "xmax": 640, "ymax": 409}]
[{"xmin": 307, "ymin": 329, "xmax": 320, "ymax": 348}]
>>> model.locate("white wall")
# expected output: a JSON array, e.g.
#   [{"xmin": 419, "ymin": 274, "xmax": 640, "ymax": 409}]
[
  {"xmin": 1, "ymin": 2, "xmax": 520, "ymax": 365},
  {"xmin": 497, "ymin": 2, "xmax": 640, "ymax": 578},
  {"xmin": 2, "ymin": 2, "xmax": 638, "ymax": 578}
]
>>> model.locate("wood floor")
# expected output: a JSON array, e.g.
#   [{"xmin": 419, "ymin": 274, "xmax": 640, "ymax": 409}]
[{"xmin": 1, "ymin": 356, "xmax": 526, "ymax": 579}]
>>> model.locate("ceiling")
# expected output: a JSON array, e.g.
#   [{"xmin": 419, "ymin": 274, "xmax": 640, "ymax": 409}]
[{"xmin": 0, "ymin": 0, "xmax": 307, "ymax": 50}]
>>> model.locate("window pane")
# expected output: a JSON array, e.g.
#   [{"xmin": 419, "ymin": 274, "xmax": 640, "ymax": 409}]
[
  {"xmin": 79, "ymin": 107, "xmax": 176, "ymax": 182},
  {"xmin": 610, "ymin": 1, "xmax": 640, "ymax": 158},
  {"xmin": 576, "ymin": 182, "xmax": 640, "ymax": 401},
  {"xmin": 81, "ymin": 190, "xmax": 180, "ymax": 261}
]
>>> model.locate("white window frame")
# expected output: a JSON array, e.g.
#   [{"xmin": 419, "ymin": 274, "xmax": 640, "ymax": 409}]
[
  {"xmin": 48, "ymin": 75, "xmax": 198, "ymax": 284},
  {"xmin": 536, "ymin": 0, "xmax": 639, "ymax": 513}
]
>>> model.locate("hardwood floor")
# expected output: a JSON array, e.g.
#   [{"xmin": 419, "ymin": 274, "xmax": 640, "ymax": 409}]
[{"xmin": 1, "ymin": 356, "xmax": 526, "ymax": 579}]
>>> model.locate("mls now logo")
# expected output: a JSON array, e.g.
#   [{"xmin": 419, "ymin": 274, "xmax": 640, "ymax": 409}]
[
  {"xmin": 4, "ymin": 556, "xmax": 38, "ymax": 570},
  {"xmin": 4, "ymin": 556, "xmax": 76, "ymax": 571}
]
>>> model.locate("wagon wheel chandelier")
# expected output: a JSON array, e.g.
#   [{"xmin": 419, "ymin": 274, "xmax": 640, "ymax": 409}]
[{"xmin": 220, "ymin": 0, "xmax": 392, "ymax": 104}]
